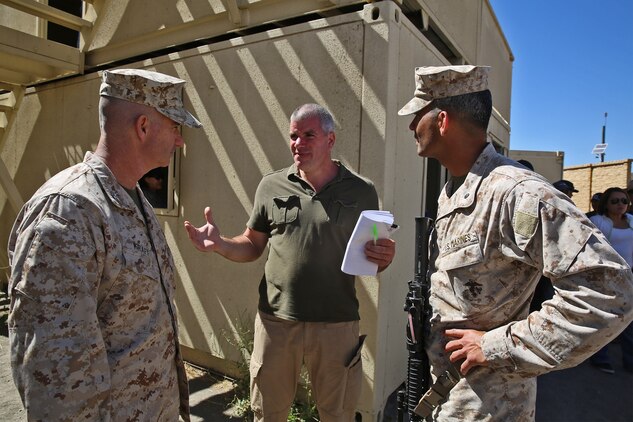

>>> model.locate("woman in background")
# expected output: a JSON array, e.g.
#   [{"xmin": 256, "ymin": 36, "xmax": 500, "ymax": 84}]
[{"xmin": 589, "ymin": 186, "xmax": 633, "ymax": 374}]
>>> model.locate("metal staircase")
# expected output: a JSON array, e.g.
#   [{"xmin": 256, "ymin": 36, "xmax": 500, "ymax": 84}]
[
  {"xmin": 0, "ymin": 83, "xmax": 24, "ymax": 211},
  {"xmin": 0, "ymin": 0, "xmax": 97, "ymax": 212}
]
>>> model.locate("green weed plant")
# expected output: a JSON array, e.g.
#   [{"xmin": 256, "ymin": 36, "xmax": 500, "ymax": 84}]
[{"xmin": 223, "ymin": 312, "xmax": 318, "ymax": 421}]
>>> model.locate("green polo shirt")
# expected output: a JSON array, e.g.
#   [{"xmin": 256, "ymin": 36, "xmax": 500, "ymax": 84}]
[{"xmin": 247, "ymin": 161, "xmax": 379, "ymax": 322}]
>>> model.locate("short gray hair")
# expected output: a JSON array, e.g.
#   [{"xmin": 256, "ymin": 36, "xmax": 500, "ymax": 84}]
[{"xmin": 290, "ymin": 103, "xmax": 335, "ymax": 134}]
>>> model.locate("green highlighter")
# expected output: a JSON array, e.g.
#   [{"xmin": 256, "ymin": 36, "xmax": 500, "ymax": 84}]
[{"xmin": 372, "ymin": 223, "xmax": 378, "ymax": 245}]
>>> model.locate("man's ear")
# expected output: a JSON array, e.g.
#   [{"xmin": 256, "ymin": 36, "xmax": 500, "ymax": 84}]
[
  {"xmin": 328, "ymin": 131, "xmax": 336, "ymax": 149},
  {"xmin": 437, "ymin": 110, "xmax": 448, "ymax": 135},
  {"xmin": 135, "ymin": 114, "xmax": 149, "ymax": 141}
]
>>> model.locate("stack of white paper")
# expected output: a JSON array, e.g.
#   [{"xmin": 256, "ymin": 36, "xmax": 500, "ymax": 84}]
[{"xmin": 341, "ymin": 210, "xmax": 398, "ymax": 276}]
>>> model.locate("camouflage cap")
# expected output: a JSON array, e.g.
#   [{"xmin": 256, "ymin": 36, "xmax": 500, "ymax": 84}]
[
  {"xmin": 398, "ymin": 65, "xmax": 490, "ymax": 116},
  {"xmin": 100, "ymin": 68, "xmax": 202, "ymax": 128}
]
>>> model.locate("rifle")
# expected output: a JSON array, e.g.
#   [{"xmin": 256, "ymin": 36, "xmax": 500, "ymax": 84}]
[{"xmin": 397, "ymin": 216, "xmax": 433, "ymax": 422}]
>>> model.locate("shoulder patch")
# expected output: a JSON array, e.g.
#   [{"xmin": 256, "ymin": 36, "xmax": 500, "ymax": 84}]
[{"xmin": 514, "ymin": 194, "xmax": 539, "ymax": 238}]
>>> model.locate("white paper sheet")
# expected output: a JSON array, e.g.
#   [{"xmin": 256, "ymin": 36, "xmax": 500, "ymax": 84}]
[{"xmin": 341, "ymin": 210, "xmax": 398, "ymax": 276}]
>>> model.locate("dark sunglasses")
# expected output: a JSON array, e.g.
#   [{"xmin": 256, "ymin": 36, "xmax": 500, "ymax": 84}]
[{"xmin": 610, "ymin": 198, "xmax": 629, "ymax": 205}]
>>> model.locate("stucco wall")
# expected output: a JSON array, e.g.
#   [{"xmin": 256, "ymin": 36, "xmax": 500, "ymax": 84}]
[
  {"xmin": 564, "ymin": 160, "xmax": 632, "ymax": 212},
  {"xmin": 509, "ymin": 149, "xmax": 565, "ymax": 182}
]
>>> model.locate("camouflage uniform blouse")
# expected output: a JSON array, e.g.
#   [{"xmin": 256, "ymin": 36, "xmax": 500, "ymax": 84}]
[
  {"xmin": 427, "ymin": 143, "xmax": 633, "ymax": 421},
  {"xmin": 7, "ymin": 152, "xmax": 189, "ymax": 421}
]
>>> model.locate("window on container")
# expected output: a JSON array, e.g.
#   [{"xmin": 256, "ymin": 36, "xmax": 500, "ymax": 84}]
[
  {"xmin": 47, "ymin": 0, "xmax": 82, "ymax": 47},
  {"xmin": 139, "ymin": 150, "xmax": 181, "ymax": 216}
]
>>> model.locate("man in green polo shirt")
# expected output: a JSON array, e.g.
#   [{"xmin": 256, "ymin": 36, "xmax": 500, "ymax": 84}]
[{"xmin": 185, "ymin": 103, "xmax": 395, "ymax": 421}]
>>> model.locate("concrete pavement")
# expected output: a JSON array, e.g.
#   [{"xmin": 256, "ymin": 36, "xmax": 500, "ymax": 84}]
[
  {"xmin": 0, "ymin": 322, "xmax": 25, "ymax": 421},
  {"xmin": 534, "ymin": 344, "xmax": 633, "ymax": 422},
  {"xmin": 383, "ymin": 349, "xmax": 633, "ymax": 422}
]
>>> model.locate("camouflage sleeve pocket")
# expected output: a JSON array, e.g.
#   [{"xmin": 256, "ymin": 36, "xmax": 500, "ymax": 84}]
[
  {"xmin": 12, "ymin": 212, "xmax": 96, "ymax": 312},
  {"xmin": 35, "ymin": 212, "xmax": 95, "ymax": 260}
]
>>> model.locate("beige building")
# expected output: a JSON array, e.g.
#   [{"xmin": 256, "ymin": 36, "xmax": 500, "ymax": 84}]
[
  {"xmin": 0, "ymin": 1, "xmax": 513, "ymax": 419},
  {"xmin": 564, "ymin": 159, "xmax": 633, "ymax": 213},
  {"xmin": 508, "ymin": 149, "xmax": 565, "ymax": 183}
]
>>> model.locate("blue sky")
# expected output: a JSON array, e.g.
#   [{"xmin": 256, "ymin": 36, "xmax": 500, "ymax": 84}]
[{"xmin": 489, "ymin": 0, "xmax": 633, "ymax": 167}]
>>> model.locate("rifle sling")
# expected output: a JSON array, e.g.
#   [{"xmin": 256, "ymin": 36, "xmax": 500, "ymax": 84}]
[{"xmin": 413, "ymin": 369, "xmax": 460, "ymax": 418}]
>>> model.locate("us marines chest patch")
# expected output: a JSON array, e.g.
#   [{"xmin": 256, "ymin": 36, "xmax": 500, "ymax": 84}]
[{"xmin": 441, "ymin": 232, "xmax": 479, "ymax": 255}]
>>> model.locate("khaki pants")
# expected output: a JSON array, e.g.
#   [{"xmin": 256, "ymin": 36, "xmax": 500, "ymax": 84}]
[{"xmin": 250, "ymin": 311, "xmax": 365, "ymax": 422}]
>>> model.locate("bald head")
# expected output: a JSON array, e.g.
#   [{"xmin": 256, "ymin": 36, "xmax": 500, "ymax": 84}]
[
  {"xmin": 98, "ymin": 96, "xmax": 156, "ymax": 133},
  {"xmin": 95, "ymin": 96, "xmax": 168, "ymax": 188},
  {"xmin": 95, "ymin": 90, "xmax": 188, "ymax": 189}
]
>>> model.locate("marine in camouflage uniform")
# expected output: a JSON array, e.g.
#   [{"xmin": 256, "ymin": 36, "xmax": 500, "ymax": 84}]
[
  {"xmin": 398, "ymin": 65, "xmax": 633, "ymax": 421},
  {"xmin": 7, "ymin": 69, "xmax": 202, "ymax": 421}
]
